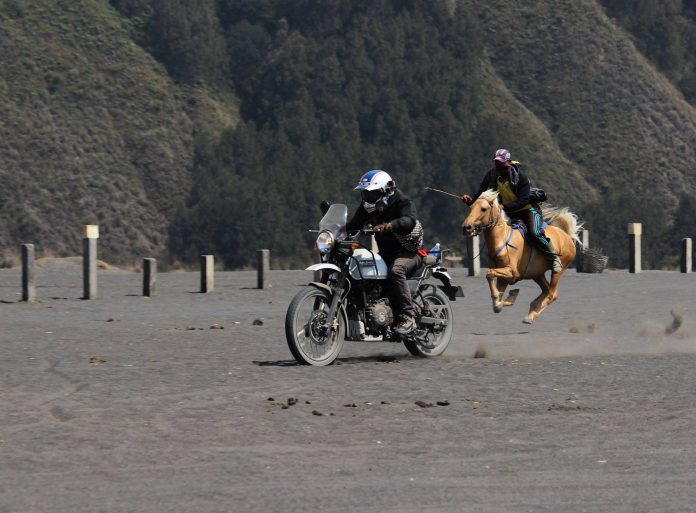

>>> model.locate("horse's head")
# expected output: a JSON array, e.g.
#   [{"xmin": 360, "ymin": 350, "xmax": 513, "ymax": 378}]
[{"xmin": 462, "ymin": 190, "xmax": 501, "ymax": 237}]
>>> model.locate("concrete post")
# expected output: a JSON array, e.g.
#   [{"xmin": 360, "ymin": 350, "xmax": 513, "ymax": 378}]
[
  {"xmin": 21, "ymin": 243, "xmax": 36, "ymax": 302},
  {"xmin": 143, "ymin": 258, "xmax": 157, "ymax": 297},
  {"xmin": 200, "ymin": 255, "xmax": 214, "ymax": 293},
  {"xmin": 81, "ymin": 225, "xmax": 99, "ymax": 299},
  {"xmin": 628, "ymin": 223, "xmax": 642, "ymax": 273},
  {"xmin": 466, "ymin": 235, "xmax": 480, "ymax": 277},
  {"xmin": 257, "ymin": 249, "xmax": 270, "ymax": 289},
  {"xmin": 576, "ymin": 229, "xmax": 589, "ymax": 272},
  {"xmin": 681, "ymin": 238, "xmax": 692, "ymax": 273}
]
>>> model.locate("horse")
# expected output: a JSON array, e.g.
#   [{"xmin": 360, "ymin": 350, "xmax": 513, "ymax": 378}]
[{"xmin": 462, "ymin": 190, "xmax": 581, "ymax": 324}]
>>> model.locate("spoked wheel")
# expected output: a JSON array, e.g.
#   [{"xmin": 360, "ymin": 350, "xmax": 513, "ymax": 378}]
[
  {"xmin": 404, "ymin": 285, "xmax": 453, "ymax": 357},
  {"xmin": 285, "ymin": 286, "xmax": 345, "ymax": 366}
]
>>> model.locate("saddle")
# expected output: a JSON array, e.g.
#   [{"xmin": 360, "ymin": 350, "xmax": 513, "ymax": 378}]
[{"xmin": 511, "ymin": 220, "xmax": 548, "ymax": 240}]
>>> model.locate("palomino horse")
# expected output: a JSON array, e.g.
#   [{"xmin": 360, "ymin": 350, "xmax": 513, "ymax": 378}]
[{"xmin": 462, "ymin": 190, "xmax": 581, "ymax": 324}]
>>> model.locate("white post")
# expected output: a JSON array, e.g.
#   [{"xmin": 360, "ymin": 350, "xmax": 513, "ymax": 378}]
[
  {"xmin": 681, "ymin": 238, "xmax": 692, "ymax": 273},
  {"xmin": 21, "ymin": 244, "xmax": 36, "ymax": 302},
  {"xmin": 466, "ymin": 235, "xmax": 480, "ymax": 277},
  {"xmin": 143, "ymin": 258, "xmax": 157, "ymax": 297},
  {"xmin": 628, "ymin": 223, "xmax": 641, "ymax": 273},
  {"xmin": 200, "ymin": 255, "xmax": 214, "ymax": 293},
  {"xmin": 257, "ymin": 249, "xmax": 270, "ymax": 289},
  {"xmin": 81, "ymin": 225, "xmax": 99, "ymax": 299},
  {"xmin": 576, "ymin": 229, "xmax": 589, "ymax": 272}
]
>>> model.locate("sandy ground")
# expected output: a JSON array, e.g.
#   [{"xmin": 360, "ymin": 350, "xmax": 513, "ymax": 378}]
[{"xmin": 1, "ymin": 263, "xmax": 695, "ymax": 513}]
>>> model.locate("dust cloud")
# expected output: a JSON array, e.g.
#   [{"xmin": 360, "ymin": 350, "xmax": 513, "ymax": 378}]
[{"xmin": 452, "ymin": 308, "xmax": 696, "ymax": 360}]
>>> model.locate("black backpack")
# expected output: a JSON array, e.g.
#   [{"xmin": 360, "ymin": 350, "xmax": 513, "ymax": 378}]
[
  {"xmin": 510, "ymin": 161, "xmax": 547, "ymax": 204},
  {"xmin": 530, "ymin": 187, "xmax": 547, "ymax": 204}
]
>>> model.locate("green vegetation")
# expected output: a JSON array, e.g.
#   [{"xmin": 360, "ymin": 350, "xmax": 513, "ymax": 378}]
[
  {"xmin": 0, "ymin": 0, "xmax": 237, "ymax": 262},
  {"xmin": 170, "ymin": 0, "xmax": 488, "ymax": 268},
  {"xmin": 1, "ymin": 0, "xmax": 696, "ymax": 269},
  {"xmin": 601, "ymin": 0, "xmax": 696, "ymax": 103},
  {"xmin": 465, "ymin": 0, "xmax": 696, "ymax": 267}
]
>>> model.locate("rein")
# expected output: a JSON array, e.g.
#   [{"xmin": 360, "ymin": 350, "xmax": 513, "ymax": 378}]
[
  {"xmin": 470, "ymin": 200, "xmax": 515, "ymax": 260},
  {"xmin": 493, "ymin": 226, "xmax": 516, "ymax": 258}
]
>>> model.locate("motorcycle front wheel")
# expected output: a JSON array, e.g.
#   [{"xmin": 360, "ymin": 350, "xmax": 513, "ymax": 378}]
[
  {"xmin": 404, "ymin": 285, "xmax": 453, "ymax": 357},
  {"xmin": 285, "ymin": 286, "xmax": 345, "ymax": 366}
]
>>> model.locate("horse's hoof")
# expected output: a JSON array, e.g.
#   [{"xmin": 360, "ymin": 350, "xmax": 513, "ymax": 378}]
[
  {"xmin": 493, "ymin": 305, "xmax": 503, "ymax": 313},
  {"xmin": 523, "ymin": 316, "xmax": 534, "ymax": 324}
]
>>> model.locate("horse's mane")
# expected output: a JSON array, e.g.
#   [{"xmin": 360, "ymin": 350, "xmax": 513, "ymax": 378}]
[
  {"xmin": 478, "ymin": 189, "xmax": 509, "ymax": 223},
  {"xmin": 478, "ymin": 189, "xmax": 499, "ymax": 203}
]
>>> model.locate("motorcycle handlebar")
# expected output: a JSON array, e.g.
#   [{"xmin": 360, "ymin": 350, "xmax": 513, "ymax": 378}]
[{"xmin": 346, "ymin": 228, "xmax": 377, "ymax": 238}]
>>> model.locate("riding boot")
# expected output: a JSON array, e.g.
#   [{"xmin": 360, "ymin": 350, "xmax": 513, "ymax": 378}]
[
  {"xmin": 394, "ymin": 313, "xmax": 416, "ymax": 334},
  {"xmin": 542, "ymin": 241, "xmax": 563, "ymax": 272}
]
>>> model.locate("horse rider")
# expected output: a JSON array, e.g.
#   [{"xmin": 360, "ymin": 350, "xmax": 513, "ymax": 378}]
[
  {"xmin": 461, "ymin": 149, "xmax": 563, "ymax": 272},
  {"xmin": 347, "ymin": 170, "xmax": 424, "ymax": 334}
]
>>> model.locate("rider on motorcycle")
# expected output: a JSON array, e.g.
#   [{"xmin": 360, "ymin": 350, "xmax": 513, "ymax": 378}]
[{"xmin": 346, "ymin": 170, "xmax": 424, "ymax": 334}]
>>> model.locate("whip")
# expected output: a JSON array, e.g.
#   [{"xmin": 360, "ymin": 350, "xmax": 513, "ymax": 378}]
[{"xmin": 424, "ymin": 187, "xmax": 463, "ymax": 200}]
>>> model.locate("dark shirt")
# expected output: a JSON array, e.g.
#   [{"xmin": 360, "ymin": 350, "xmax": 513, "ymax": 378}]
[
  {"xmin": 472, "ymin": 164, "xmax": 532, "ymax": 215},
  {"xmin": 346, "ymin": 188, "xmax": 417, "ymax": 262}
]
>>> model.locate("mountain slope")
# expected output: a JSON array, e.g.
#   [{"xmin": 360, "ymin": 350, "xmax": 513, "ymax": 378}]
[
  {"xmin": 475, "ymin": 58, "xmax": 598, "ymax": 204},
  {"xmin": 1, "ymin": 0, "xmax": 695, "ymax": 268},
  {"xmin": 0, "ymin": 0, "xmax": 197, "ymax": 262},
  {"xmin": 466, "ymin": 0, "xmax": 696, "ymax": 200}
]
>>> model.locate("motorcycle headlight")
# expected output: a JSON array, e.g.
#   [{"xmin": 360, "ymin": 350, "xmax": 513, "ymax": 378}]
[{"xmin": 316, "ymin": 230, "xmax": 334, "ymax": 254}]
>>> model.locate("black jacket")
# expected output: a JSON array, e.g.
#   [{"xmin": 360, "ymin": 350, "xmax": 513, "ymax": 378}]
[
  {"xmin": 472, "ymin": 164, "xmax": 531, "ymax": 214},
  {"xmin": 346, "ymin": 188, "xmax": 417, "ymax": 262}
]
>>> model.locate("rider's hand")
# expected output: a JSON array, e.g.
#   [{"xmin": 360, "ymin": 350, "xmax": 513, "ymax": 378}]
[
  {"xmin": 374, "ymin": 222, "xmax": 394, "ymax": 233},
  {"xmin": 461, "ymin": 194, "xmax": 473, "ymax": 205}
]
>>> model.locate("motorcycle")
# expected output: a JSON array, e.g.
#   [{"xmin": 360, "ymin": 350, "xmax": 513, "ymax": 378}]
[{"xmin": 285, "ymin": 203, "xmax": 464, "ymax": 366}]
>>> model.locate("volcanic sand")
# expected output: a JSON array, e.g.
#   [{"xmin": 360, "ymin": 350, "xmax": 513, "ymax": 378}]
[{"xmin": 1, "ymin": 264, "xmax": 695, "ymax": 512}]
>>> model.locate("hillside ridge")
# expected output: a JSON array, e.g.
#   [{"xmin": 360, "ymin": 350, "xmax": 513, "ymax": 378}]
[{"xmin": 1, "ymin": 0, "xmax": 695, "ymax": 268}]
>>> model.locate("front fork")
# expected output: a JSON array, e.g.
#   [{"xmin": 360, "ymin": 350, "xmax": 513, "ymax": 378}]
[{"xmin": 320, "ymin": 267, "xmax": 348, "ymax": 334}]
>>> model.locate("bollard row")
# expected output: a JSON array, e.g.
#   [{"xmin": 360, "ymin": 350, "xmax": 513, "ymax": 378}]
[
  {"xmin": 16, "ymin": 226, "xmax": 273, "ymax": 301},
  {"xmin": 12, "ymin": 226, "xmax": 692, "ymax": 304}
]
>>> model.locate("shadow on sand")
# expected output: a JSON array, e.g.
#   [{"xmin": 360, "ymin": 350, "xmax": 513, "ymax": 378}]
[{"xmin": 253, "ymin": 354, "xmax": 404, "ymax": 367}]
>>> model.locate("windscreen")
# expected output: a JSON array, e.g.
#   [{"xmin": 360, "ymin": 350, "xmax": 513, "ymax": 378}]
[{"xmin": 319, "ymin": 203, "xmax": 348, "ymax": 238}]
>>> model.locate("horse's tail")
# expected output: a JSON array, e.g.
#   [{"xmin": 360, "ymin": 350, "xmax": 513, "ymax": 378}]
[{"xmin": 543, "ymin": 205, "xmax": 584, "ymax": 247}]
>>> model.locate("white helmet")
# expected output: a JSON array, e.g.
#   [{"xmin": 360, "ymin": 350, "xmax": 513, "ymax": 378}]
[{"xmin": 354, "ymin": 170, "xmax": 395, "ymax": 212}]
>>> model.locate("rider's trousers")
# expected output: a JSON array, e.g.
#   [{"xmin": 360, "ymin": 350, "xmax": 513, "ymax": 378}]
[
  {"xmin": 512, "ymin": 207, "xmax": 557, "ymax": 257},
  {"xmin": 386, "ymin": 251, "xmax": 422, "ymax": 317}
]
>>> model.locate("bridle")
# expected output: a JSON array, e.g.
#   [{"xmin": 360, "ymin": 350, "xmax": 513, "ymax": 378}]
[
  {"xmin": 470, "ymin": 198, "xmax": 517, "ymax": 262},
  {"xmin": 469, "ymin": 199, "xmax": 501, "ymax": 236}
]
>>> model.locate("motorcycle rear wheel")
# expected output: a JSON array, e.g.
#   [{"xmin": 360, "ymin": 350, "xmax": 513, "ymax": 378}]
[
  {"xmin": 285, "ymin": 286, "xmax": 345, "ymax": 366},
  {"xmin": 404, "ymin": 285, "xmax": 453, "ymax": 357}
]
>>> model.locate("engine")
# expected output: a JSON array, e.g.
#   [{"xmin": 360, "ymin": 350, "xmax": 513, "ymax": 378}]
[{"xmin": 366, "ymin": 298, "xmax": 394, "ymax": 331}]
